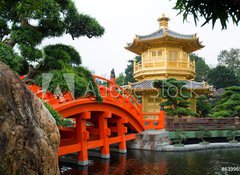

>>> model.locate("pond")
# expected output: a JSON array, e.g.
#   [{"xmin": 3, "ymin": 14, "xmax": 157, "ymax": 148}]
[{"xmin": 60, "ymin": 148, "xmax": 240, "ymax": 175}]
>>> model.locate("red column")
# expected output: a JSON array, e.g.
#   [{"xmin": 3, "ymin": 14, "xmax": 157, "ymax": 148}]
[
  {"xmin": 99, "ymin": 112, "xmax": 111, "ymax": 159},
  {"xmin": 76, "ymin": 112, "xmax": 90, "ymax": 166},
  {"xmin": 159, "ymin": 108, "xmax": 165, "ymax": 129},
  {"xmin": 117, "ymin": 118, "xmax": 128, "ymax": 153}
]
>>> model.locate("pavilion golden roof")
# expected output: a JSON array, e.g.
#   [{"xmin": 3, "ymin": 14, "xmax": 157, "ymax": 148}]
[{"xmin": 125, "ymin": 15, "xmax": 204, "ymax": 55}]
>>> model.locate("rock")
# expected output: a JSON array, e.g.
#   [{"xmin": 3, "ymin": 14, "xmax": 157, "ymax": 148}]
[
  {"xmin": 128, "ymin": 129, "xmax": 171, "ymax": 150},
  {"xmin": 0, "ymin": 62, "xmax": 60, "ymax": 175}
]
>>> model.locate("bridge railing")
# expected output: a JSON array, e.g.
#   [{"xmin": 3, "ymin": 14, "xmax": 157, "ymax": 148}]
[
  {"xmin": 166, "ymin": 117, "xmax": 240, "ymax": 131},
  {"xmin": 93, "ymin": 75, "xmax": 141, "ymax": 111}
]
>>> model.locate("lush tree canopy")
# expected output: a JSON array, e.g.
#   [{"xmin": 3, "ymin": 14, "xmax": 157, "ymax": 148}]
[
  {"xmin": 153, "ymin": 78, "xmax": 199, "ymax": 117},
  {"xmin": 0, "ymin": 0, "xmax": 104, "ymax": 102},
  {"xmin": 196, "ymin": 95, "xmax": 211, "ymax": 117},
  {"xmin": 0, "ymin": 0, "xmax": 105, "ymax": 124},
  {"xmin": 190, "ymin": 54, "xmax": 210, "ymax": 82},
  {"xmin": 207, "ymin": 65, "xmax": 239, "ymax": 89},
  {"xmin": 211, "ymin": 86, "xmax": 240, "ymax": 118},
  {"xmin": 218, "ymin": 48, "xmax": 240, "ymax": 78},
  {"xmin": 124, "ymin": 56, "xmax": 141, "ymax": 84},
  {"xmin": 116, "ymin": 72, "xmax": 125, "ymax": 86},
  {"xmin": 0, "ymin": 0, "xmax": 104, "ymax": 74},
  {"xmin": 35, "ymin": 66, "xmax": 102, "ymax": 101},
  {"xmin": 174, "ymin": 0, "xmax": 240, "ymax": 29},
  {"xmin": 0, "ymin": 42, "xmax": 23, "ymax": 72},
  {"xmin": 25, "ymin": 44, "xmax": 81, "ymax": 79}
]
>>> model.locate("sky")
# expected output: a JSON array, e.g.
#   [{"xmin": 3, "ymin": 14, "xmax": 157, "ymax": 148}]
[{"xmin": 43, "ymin": 0, "xmax": 240, "ymax": 78}]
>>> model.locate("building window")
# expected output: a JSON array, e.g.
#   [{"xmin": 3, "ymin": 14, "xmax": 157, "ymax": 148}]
[
  {"xmin": 152, "ymin": 51, "xmax": 156, "ymax": 57},
  {"xmin": 182, "ymin": 52, "xmax": 188, "ymax": 61},
  {"xmin": 168, "ymin": 51, "xmax": 179, "ymax": 61},
  {"xmin": 142, "ymin": 53, "xmax": 147, "ymax": 62},
  {"xmin": 157, "ymin": 50, "xmax": 163, "ymax": 57},
  {"xmin": 146, "ymin": 97, "xmax": 162, "ymax": 112},
  {"xmin": 148, "ymin": 98, "xmax": 154, "ymax": 103}
]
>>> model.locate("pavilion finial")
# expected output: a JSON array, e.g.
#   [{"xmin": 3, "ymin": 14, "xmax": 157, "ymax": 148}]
[
  {"xmin": 157, "ymin": 13, "xmax": 170, "ymax": 28},
  {"xmin": 110, "ymin": 68, "xmax": 115, "ymax": 79}
]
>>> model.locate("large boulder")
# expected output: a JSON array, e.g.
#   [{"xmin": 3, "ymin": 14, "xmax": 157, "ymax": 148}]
[{"xmin": 0, "ymin": 62, "xmax": 60, "ymax": 175}]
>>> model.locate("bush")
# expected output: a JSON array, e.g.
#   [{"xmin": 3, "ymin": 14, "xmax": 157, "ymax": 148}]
[
  {"xmin": 0, "ymin": 42, "xmax": 23, "ymax": 73},
  {"xmin": 35, "ymin": 66, "xmax": 102, "ymax": 101},
  {"xmin": 172, "ymin": 129, "xmax": 186, "ymax": 145},
  {"xmin": 211, "ymin": 111, "xmax": 232, "ymax": 118},
  {"xmin": 211, "ymin": 86, "xmax": 240, "ymax": 118},
  {"xmin": 44, "ymin": 102, "xmax": 66, "ymax": 126}
]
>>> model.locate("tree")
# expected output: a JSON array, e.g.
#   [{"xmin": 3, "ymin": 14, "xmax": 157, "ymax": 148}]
[
  {"xmin": 116, "ymin": 72, "xmax": 125, "ymax": 86},
  {"xmin": 218, "ymin": 48, "xmax": 240, "ymax": 78},
  {"xmin": 207, "ymin": 66, "xmax": 239, "ymax": 89},
  {"xmin": 172, "ymin": 129, "xmax": 186, "ymax": 147},
  {"xmin": 227, "ymin": 126, "xmax": 239, "ymax": 143},
  {"xmin": 174, "ymin": 0, "xmax": 240, "ymax": 29},
  {"xmin": 197, "ymin": 126, "xmax": 210, "ymax": 145},
  {"xmin": 190, "ymin": 54, "xmax": 210, "ymax": 82},
  {"xmin": 0, "ymin": 0, "xmax": 104, "ymax": 101},
  {"xmin": 25, "ymin": 44, "xmax": 82, "ymax": 80},
  {"xmin": 124, "ymin": 56, "xmax": 141, "ymax": 84},
  {"xmin": 153, "ymin": 78, "xmax": 199, "ymax": 118},
  {"xmin": 211, "ymin": 86, "xmax": 240, "ymax": 118},
  {"xmin": 196, "ymin": 95, "xmax": 211, "ymax": 117},
  {"xmin": 0, "ymin": 0, "xmax": 104, "ymax": 76},
  {"xmin": 0, "ymin": 42, "xmax": 23, "ymax": 72},
  {"xmin": 35, "ymin": 65, "xmax": 102, "ymax": 101}
]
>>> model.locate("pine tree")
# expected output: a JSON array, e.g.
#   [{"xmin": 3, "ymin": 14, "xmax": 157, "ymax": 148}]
[{"xmin": 153, "ymin": 78, "xmax": 199, "ymax": 118}]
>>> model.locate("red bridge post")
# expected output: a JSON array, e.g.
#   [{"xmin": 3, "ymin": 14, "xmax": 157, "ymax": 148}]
[
  {"xmin": 117, "ymin": 118, "xmax": 128, "ymax": 153},
  {"xmin": 76, "ymin": 112, "xmax": 90, "ymax": 166},
  {"xmin": 99, "ymin": 112, "xmax": 112, "ymax": 159}
]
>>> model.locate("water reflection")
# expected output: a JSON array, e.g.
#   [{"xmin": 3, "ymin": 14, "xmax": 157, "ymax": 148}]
[{"xmin": 60, "ymin": 148, "xmax": 240, "ymax": 175}]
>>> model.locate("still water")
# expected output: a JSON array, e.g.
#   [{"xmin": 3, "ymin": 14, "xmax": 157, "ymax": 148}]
[{"xmin": 60, "ymin": 148, "xmax": 240, "ymax": 175}]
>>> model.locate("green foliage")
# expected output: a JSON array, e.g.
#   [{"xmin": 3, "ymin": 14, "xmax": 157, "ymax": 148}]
[
  {"xmin": 0, "ymin": 1, "xmax": 104, "ymax": 103},
  {"xmin": 190, "ymin": 54, "xmax": 210, "ymax": 82},
  {"xmin": 0, "ymin": 43, "xmax": 23, "ymax": 72},
  {"xmin": 19, "ymin": 44, "xmax": 43, "ymax": 62},
  {"xmin": 211, "ymin": 86, "xmax": 240, "ymax": 118},
  {"xmin": 35, "ymin": 66, "xmax": 102, "ymax": 101},
  {"xmin": 0, "ymin": 0, "xmax": 104, "ymax": 65},
  {"xmin": 226, "ymin": 126, "xmax": 239, "ymax": 143},
  {"xmin": 196, "ymin": 95, "xmax": 212, "ymax": 117},
  {"xmin": 153, "ymin": 78, "xmax": 199, "ymax": 117},
  {"xmin": 0, "ymin": 18, "xmax": 10, "ymax": 41},
  {"xmin": 116, "ymin": 72, "xmax": 125, "ymax": 86},
  {"xmin": 211, "ymin": 111, "xmax": 232, "ymax": 118},
  {"xmin": 38, "ymin": 44, "xmax": 81, "ymax": 72},
  {"xmin": 44, "ymin": 102, "xmax": 66, "ymax": 126},
  {"xmin": 172, "ymin": 129, "xmax": 186, "ymax": 145},
  {"xmin": 197, "ymin": 126, "xmax": 210, "ymax": 143},
  {"xmin": 124, "ymin": 56, "xmax": 141, "ymax": 84},
  {"xmin": 207, "ymin": 66, "xmax": 239, "ymax": 89},
  {"xmin": 174, "ymin": 0, "xmax": 240, "ymax": 29},
  {"xmin": 218, "ymin": 48, "xmax": 240, "ymax": 80},
  {"xmin": 63, "ymin": 1, "xmax": 104, "ymax": 39}
]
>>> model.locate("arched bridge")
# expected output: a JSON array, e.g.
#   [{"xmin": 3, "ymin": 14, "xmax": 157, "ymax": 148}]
[{"xmin": 27, "ymin": 75, "xmax": 165, "ymax": 166}]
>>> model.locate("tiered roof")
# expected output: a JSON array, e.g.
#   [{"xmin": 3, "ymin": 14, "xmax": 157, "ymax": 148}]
[{"xmin": 125, "ymin": 15, "xmax": 204, "ymax": 55}]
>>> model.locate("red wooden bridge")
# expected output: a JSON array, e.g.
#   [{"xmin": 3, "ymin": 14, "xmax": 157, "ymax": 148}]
[{"xmin": 26, "ymin": 75, "xmax": 165, "ymax": 166}]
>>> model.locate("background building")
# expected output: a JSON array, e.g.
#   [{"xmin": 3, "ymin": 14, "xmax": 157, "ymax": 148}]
[{"xmin": 125, "ymin": 14, "xmax": 213, "ymax": 113}]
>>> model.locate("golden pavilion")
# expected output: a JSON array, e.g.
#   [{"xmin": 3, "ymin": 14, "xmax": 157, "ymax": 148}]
[{"xmin": 125, "ymin": 14, "xmax": 213, "ymax": 113}]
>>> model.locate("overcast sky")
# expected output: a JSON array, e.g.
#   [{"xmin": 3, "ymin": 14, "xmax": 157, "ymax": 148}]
[{"xmin": 42, "ymin": 0, "xmax": 240, "ymax": 78}]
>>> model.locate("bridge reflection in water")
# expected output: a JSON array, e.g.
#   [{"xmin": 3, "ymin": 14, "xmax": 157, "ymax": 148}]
[
  {"xmin": 60, "ymin": 148, "xmax": 240, "ymax": 175},
  {"xmin": 60, "ymin": 151, "xmax": 167, "ymax": 175}
]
